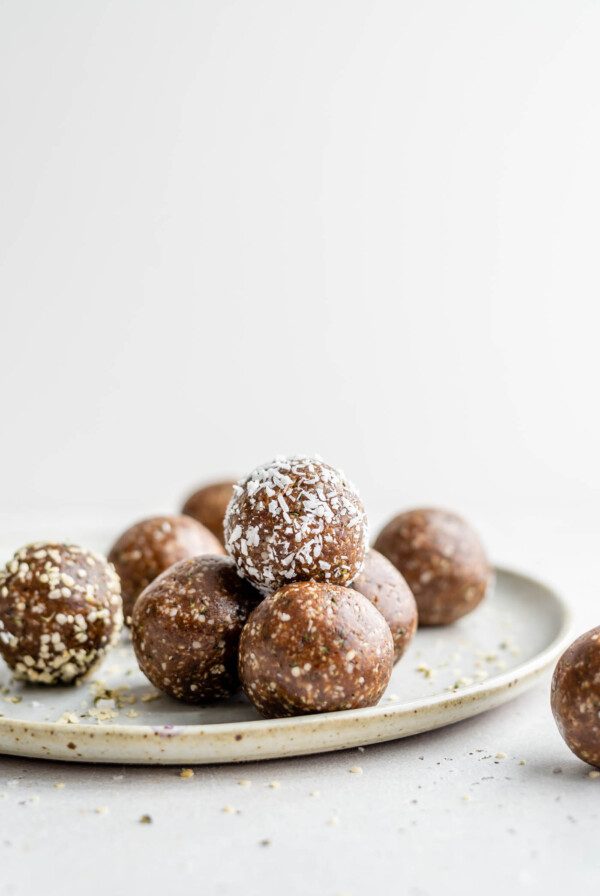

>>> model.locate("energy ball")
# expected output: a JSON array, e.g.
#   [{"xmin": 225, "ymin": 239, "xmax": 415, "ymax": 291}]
[
  {"xmin": 551, "ymin": 627, "xmax": 600, "ymax": 768},
  {"xmin": 0, "ymin": 543, "xmax": 122, "ymax": 685},
  {"xmin": 351, "ymin": 549, "xmax": 418, "ymax": 662},
  {"xmin": 182, "ymin": 480, "xmax": 236, "ymax": 545},
  {"xmin": 374, "ymin": 508, "xmax": 491, "ymax": 626},
  {"xmin": 108, "ymin": 515, "xmax": 224, "ymax": 624},
  {"xmin": 224, "ymin": 455, "xmax": 368, "ymax": 595},
  {"xmin": 132, "ymin": 555, "xmax": 259, "ymax": 702},
  {"xmin": 238, "ymin": 581, "xmax": 393, "ymax": 718}
]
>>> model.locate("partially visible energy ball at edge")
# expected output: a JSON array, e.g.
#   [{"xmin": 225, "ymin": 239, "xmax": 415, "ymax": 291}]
[
  {"xmin": 551, "ymin": 627, "xmax": 600, "ymax": 769},
  {"xmin": 351, "ymin": 548, "xmax": 418, "ymax": 662},
  {"xmin": 0, "ymin": 542, "xmax": 123, "ymax": 685},
  {"xmin": 181, "ymin": 480, "xmax": 236, "ymax": 545},
  {"xmin": 224, "ymin": 455, "xmax": 368, "ymax": 595},
  {"xmin": 238, "ymin": 580, "xmax": 393, "ymax": 718},
  {"xmin": 374, "ymin": 508, "xmax": 491, "ymax": 626}
]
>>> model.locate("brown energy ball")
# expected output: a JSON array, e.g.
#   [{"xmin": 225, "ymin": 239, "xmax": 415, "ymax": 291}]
[
  {"xmin": 224, "ymin": 455, "xmax": 368, "ymax": 595},
  {"xmin": 374, "ymin": 508, "xmax": 491, "ymax": 626},
  {"xmin": 238, "ymin": 581, "xmax": 393, "ymax": 718},
  {"xmin": 108, "ymin": 514, "xmax": 224, "ymax": 624},
  {"xmin": 181, "ymin": 480, "xmax": 236, "ymax": 545},
  {"xmin": 0, "ymin": 543, "xmax": 123, "ymax": 685},
  {"xmin": 132, "ymin": 555, "xmax": 259, "ymax": 703},
  {"xmin": 551, "ymin": 627, "xmax": 600, "ymax": 768},
  {"xmin": 351, "ymin": 549, "xmax": 417, "ymax": 662}
]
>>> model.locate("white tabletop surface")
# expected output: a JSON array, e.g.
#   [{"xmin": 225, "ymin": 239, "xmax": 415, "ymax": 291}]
[{"xmin": 0, "ymin": 506, "xmax": 598, "ymax": 896}]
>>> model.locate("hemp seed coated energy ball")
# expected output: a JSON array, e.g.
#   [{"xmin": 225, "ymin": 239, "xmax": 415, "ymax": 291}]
[
  {"xmin": 132, "ymin": 555, "xmax": 260, "ymax": 703},
  {"xmin": 551, "ymin": 627, "xmax": 600, "ymax": 768},
  {"xmin": 238, "ymin": 581, "xmax": 393, "ymax": 718},
  {"xmin": 108, "ymin": 514, "xmax": 224, "ymax": 624},
  {"xmin": 0, "ymin": 543, "xmax": 123, "ymax": 684},
  {"xmin": 224, "ymin": 455, "xmax": 368, "ymax": 595},
  {"xmin": 374, "ymin": 509, "xmax": 491, "ymax": 626},
  {"xmin": 351, "ymin": 549, "xmax": 418, "ymax": 662},
  {"xmin": 181, "ymin": 480, "xmax": 236, "ymax": 545}
]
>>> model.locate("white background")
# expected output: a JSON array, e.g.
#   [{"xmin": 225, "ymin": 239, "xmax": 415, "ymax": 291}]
[
  {"xmin": 1, "ymin": 6, "xmax": 600, "ymax": 895},
  {"xmin": 1, "ymin": 1, "xmax": 599, "ymax": 535}
]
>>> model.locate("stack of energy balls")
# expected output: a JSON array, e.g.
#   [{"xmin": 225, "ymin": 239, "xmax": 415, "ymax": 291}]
[
  {"xmin": 0, "ymin": 454, "xmax": 495, "ymax": 721},
  {"xmin": 131, "ymin": 455, "xmax": 401, "ymax": 717},
  {"xmin": 124, "ymin": 454, "xmax": 492, "ymax": 718}
]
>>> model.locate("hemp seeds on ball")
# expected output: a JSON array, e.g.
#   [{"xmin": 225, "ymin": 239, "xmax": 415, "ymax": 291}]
[
  {"xmin": 224, "ymin": 455, "xmax": 368, "ymax": 595},
  {"xmin": 351, "ymin": 549, "xmax": 418, "ymax": 662},
  {"xmin": 108, "ymin": 514, "xmax": 224, "ymax": 624},
  {"xmin": 0, "ymin": 543, "xmax": 123, "ymax": 684},
  {"xmin": 238, "ymin": 581, "xmax": 393, "ymax": 718},
  {"xmin": 374, "ymin": 508, "xmax": 491, "ymax": 625},
  {"xmin": 132, "ymin": 555, "xmax": 260, "ymax": 702}
]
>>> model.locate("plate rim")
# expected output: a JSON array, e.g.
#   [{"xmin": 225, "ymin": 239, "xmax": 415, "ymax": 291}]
[{"xmin": 0, "ymin": 564, "xmax": 573, "ymax": 749}]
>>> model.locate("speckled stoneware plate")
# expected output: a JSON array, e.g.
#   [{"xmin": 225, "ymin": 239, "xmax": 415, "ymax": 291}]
[{"xmin": 0, "ymin": 564, "xmax": 571, "ymax": 765}]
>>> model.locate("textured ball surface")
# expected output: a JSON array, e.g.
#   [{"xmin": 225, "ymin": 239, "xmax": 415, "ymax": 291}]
[
  {"xmin": 238, "ymin": 581, "xmax": 393, "ymax": 718},
  {"xmin": 0, "ymin": 543, "xmax": 123, "ymax": 684},
  {"xmin": 182, "ymin": 480, "xmax": 236, "ymax": 545},
  {"xmin": 108, "ymin": 515, "xmax": 224, "ymax": 623},
  {"xmin": 351, "ymin": 549, "xmax": 418, "ymax": 662},
  {"xmin": 551, "ymin": 627, "xmax": 600, "ymax": 768},
  {"xmin": 374, "ymin": 508, "xmax": 491, "ymax": 625},
  {"xmin": 132, "ymin": 555, "xmax": 260, "ymax": 703},
  {"xmin": 224, "ymin": 455, "xmax": 368, "ymax": 594}
]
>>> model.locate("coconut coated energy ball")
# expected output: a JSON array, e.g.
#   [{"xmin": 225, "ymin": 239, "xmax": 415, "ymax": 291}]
[
  {"xmin": 238, "ymin": 581, "xmax": 393, "ymax": 718},
  {"xmin": 0, "ymin": 543, "xmax": 123, "ymax": 684},
  {"xmin": 182, "ymin": 480, "xmax": 236, "ymax": 545},
  {"xmin": 224, "ymin": 455, "xmax": 368, "ymax": 595},
  {"xmin": 551, "ymin": 627, "xmax": 600, "ymax": 768},
  {"xmin": 351, "ymin": 549, "xmax": 417, "ymax": 662},
  {"xmin": 374, "ymin": 508, "xmax": 491, "ymax": 625},
  {"xmin": 108, "ymin": 514, "xmax": 224, "ymax": 624},
  {"xmin": 132, "ymin": 555, "xmax": 260, "ymax": 702}
]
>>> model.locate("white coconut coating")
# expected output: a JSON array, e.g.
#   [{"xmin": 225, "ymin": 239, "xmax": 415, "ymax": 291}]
[{"xmin": 224, "ymin": 455, "xmax": 368, "ymax": 594}]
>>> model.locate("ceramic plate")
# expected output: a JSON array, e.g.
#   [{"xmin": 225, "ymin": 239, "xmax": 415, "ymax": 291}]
[{"xmin": 0, "ymin": 565, "xmax": 571, "ymax": 764}]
